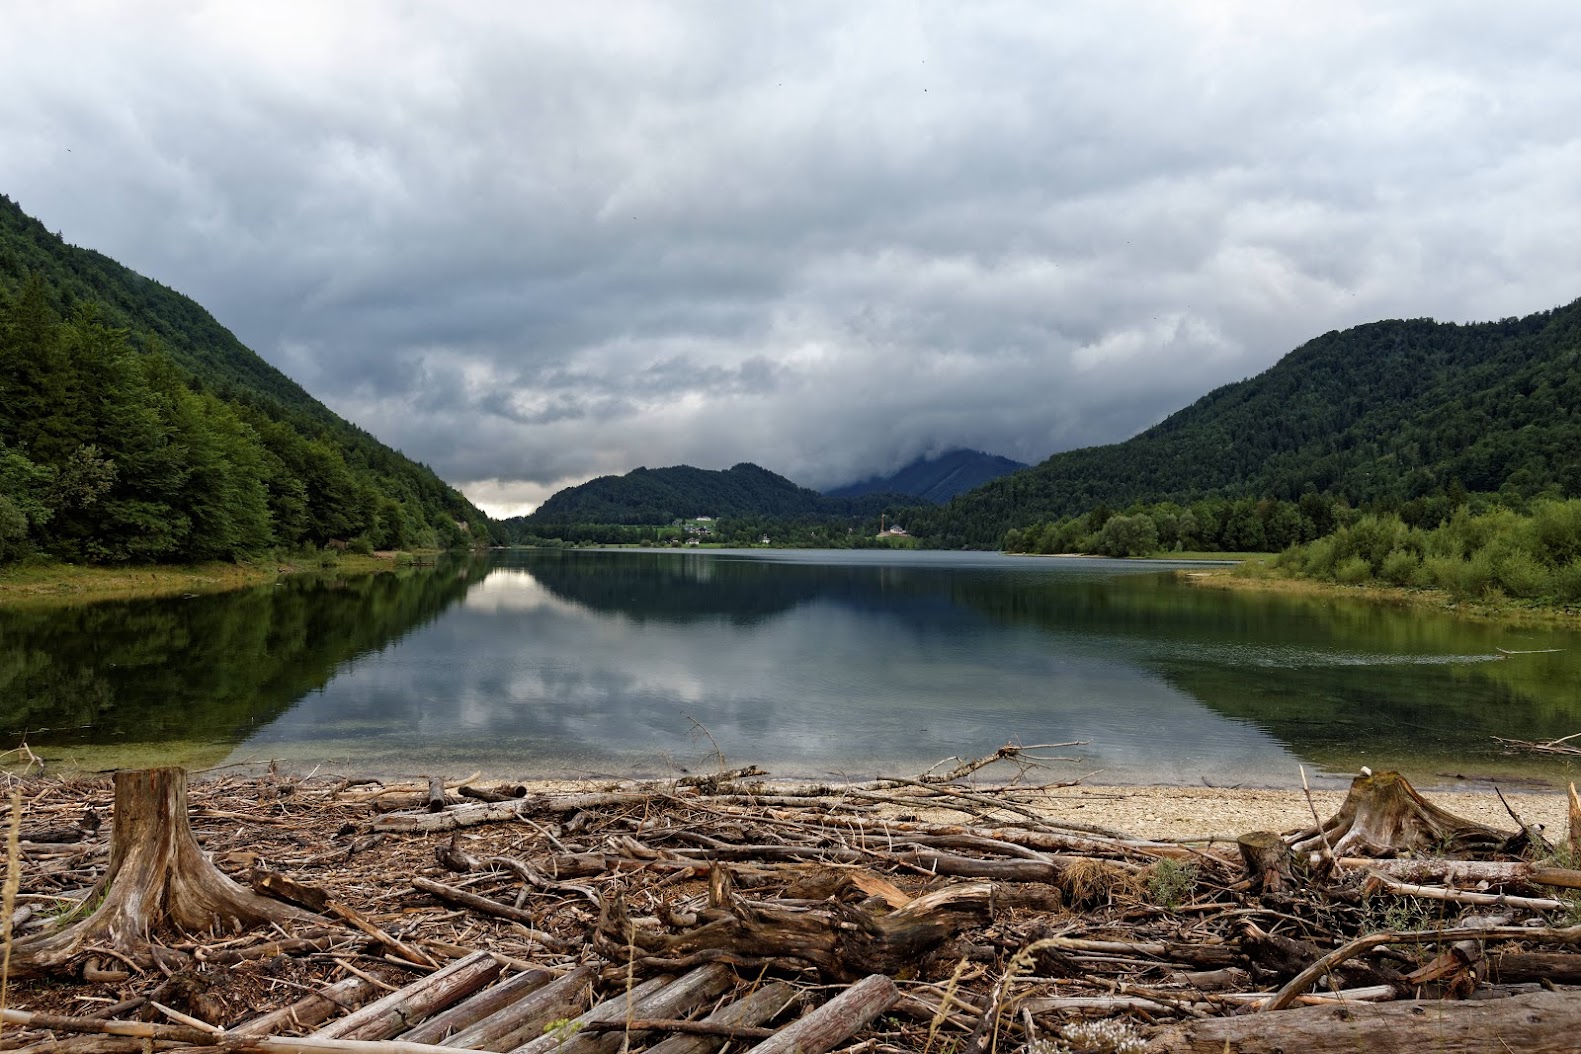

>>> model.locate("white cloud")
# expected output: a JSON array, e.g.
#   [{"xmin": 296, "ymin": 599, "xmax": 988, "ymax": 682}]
[{"xmin": 5, "ymin": 1, "xmax": 1581, "ymax": 515}]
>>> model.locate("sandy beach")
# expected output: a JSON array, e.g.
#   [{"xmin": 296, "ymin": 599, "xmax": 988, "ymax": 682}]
[{"xmin": 505, "ymin": 774, "xmax": 1574, "ymax": 842}]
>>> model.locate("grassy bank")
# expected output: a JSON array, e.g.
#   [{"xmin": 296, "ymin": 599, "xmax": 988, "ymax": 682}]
[
  {"xmin": 1184, "ymin": 560, "xmax": 1581, "ymax": 628},
  {"xmin": 0, "ymin": 551, "xmax": 425, "ymax": 608}
]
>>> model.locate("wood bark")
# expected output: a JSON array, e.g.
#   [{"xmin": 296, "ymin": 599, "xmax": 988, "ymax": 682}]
[
  {"xmin": 253, "ymin": 869, "xmax": 436, "ymax": 968},
  {"xmin": 397, "ymin": 968, "xmax": 552, "ymax": 1045},
  {"xmin": 598, "ymin": 879, "xmax": 993, "ymax": 981},
  {"xmin": 500, "ymin": 975, "xmax": 676, "ymax": 1054},
  {"xmin": 1570, "ymin": 781, "xmax": 1581, "ymax": 858},
  {"xmin": 1144, "ymin": 990, "xmax": 1581, "ymax": 1053},
  {"xmin": 1289, "ymin": 771, "xmax": 1517, "ymax": 858},
  {"xmin": 642, "ymin": 982, "xmax": 801, "ymax": 1054},
  {"xmin": 510, "ymin": 965, "xmax": 734, "ymax": 1054},
  {"xmin": 311, "ymin": 951, "xmax": 502, "ymax": 1041},
  {"xmin": 741, "ymin": 975, "xmax": 899, "ymax": 1054},
  {"xmin": 10, "ymin": 768, "xmax": 318, "ymax": 976},
  {"xmin": 1485, "ymin": 952, "xmax": 1581, "ymax": 984},
  {"xmin": 1349, "ymin": 857, "xmax": 1581, "ymax": 891},
  {"xmin": 1236, "ymin": 831, "xmax": 1291, "ymax": 893},
  {"xmin": 438, "ymin": 966, "xmax": 595, "ymax": 1051},
  {"xmin": 233, "ymin": 977, "xmax": 381, "ymax": 1037}
]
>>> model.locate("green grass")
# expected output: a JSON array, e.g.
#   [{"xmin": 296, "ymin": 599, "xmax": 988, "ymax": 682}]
[{"xmin": 0, "ymin": 550, "xmax": 434, "ymax": 609}]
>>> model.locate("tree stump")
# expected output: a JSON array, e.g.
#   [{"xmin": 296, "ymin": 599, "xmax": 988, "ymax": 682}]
[
  {"xmin": 1289, "ymin": 770, "xmax": 1517, "ymax": 859},
  {"xmin": 1237, "ymin": 831, "xmax": 1292, "ymax": 893},
  {"xmin": 11, "ymin": 767, "xmax": 317, "ymax": 977}
]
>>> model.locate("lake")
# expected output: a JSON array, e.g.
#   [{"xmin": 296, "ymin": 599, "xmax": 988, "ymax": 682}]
[{"xmin": 3, "ymin": 548, "xmax": 1579, "ymax": 788}]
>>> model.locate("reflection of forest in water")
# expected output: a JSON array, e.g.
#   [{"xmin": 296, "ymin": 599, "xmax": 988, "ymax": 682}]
[
  {"xmin": 0, "ymin": 556, "xmax": 489, "ymax": 753},
  {"xmin": 5, "ymin": 549, "xmax": 1579, "ymax": 778},
  {"xmin": 518, "ymin": 550, "xmax": 1581, "ymax": 770}
]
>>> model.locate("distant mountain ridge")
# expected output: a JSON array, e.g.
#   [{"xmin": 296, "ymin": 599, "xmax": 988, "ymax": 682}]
[
  {"xmin": 908, "ymin": 298, "xmax": 1581, "ymax": 547},
  {"xmin": 826, "ymin": 449, "xmax": 1026, "ymax": 503},
  {"xmin": 522, "ymin": 462, "xmax": 903, "ymax": 525}
]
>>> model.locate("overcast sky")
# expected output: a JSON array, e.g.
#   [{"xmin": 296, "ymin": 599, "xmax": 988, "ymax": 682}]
[{"xmin": 4, "ymin": 2, "xmax": 1580, "ymax": 515}]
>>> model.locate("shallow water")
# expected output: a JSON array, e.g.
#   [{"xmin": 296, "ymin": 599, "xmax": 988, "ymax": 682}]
[{"xmin": 3, "ymin": 549, "xmax": 1578, "ymax": 787}]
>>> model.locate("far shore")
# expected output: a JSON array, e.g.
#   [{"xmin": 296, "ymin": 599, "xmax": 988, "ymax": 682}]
[{"xmin": 0, "ymin": 550, "xmax": 441, "ymax": 607}]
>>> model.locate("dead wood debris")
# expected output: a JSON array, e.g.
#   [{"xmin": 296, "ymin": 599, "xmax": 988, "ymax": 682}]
[{"xmin": 4, "ymin": 764, "xmax": 1581, "ymax": 1053}]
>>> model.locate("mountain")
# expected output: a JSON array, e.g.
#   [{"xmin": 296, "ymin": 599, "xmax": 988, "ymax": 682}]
[
  {"xmin": 0, "ymin": 193, "xmax": 493, "ymax": 561},
  {"xmin": 826, "ymin": 449, "xmax": 1026, "ymax": 503},
  {"xmin": 519, "ymin": 462, "xmax": 902, "ymax": 526},
  {"xmin": 909, "ymin": 299, "xmax": 1581, "ymax": 547}
]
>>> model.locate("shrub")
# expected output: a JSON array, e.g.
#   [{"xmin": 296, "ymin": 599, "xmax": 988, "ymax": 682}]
[
  {"xmin": 1529, "ymin": 500, "xmax": 1581, "ymax": 568},
  {"xmin": 1380, "ymin": 547, "xmax": 1420, "ymax": 586},
  {"xmin": 1495, "ymin": 548, "xmax": 1550, "ymax": 599},
  {"xmin": 1334, "ymin": 556, "xmax": 1372, "ymax": 585},
  {"xmin": 1552, "ymin": 559, "xmax": 1581, "ymax": 605}
]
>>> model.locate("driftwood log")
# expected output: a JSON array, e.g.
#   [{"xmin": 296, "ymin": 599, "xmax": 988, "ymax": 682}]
[
  {"xmin": 597, "ymin": 871, "xmax": 994, "ymax": 981},
  {"xmin": 1144, "ymin": 989, "xmax": 1581, "ymax": 1053}
]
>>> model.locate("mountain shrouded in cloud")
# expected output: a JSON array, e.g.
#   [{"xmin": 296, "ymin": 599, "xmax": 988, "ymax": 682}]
[{"xmin": 4, "ymin": 3, "xmax": 1581, "ymax": 516}]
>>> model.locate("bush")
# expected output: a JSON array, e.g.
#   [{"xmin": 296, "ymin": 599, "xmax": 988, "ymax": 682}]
[
  {"xmin": 1453, "ymin": 549, "xmax": 1498, "ymax": 599},
  {"xmin": 1380, "ymin": 547, "xmax": 1420, "ymax": 586},
  {"xmin": 1495, "ymin": 548, "xmax": 1550, "ymax": 599},
  {"xmin": 1529, "ymin": 500, "xmax": 1581, "ymax": 568},
  {"xmin": 1554, "ymin": 560, "xmax": 1581, "ymax": 605},
  {"xmin": 347, "ymin": 535, "xmax": 374, "ymax": 556},
  {"xmin": 1334, "ymin": 556, "xmax": 1372, "ymax": 585}
]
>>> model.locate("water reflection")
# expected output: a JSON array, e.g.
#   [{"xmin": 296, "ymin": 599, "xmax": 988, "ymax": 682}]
[
  {"xmin": 6, "ymin": 548, "xmax": 1578, "ymax": 785},
  {"xmin": 0, "ymin": 557, "xmax": 489, "ymax": 768},
  {"xmin": 237, "ymin": 552, "xmax": 1307, "ymax": 782}
]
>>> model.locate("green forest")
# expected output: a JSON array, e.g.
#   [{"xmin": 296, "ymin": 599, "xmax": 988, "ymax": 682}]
[
  {"xmin": 1270, "ymin": 499, "xmax": 1581, "ymax": 605},
  {"xmin": 520, "ymin": 462, "xmax": 904, "ymax": 526},
  {"xmin": 0, "ymin": 195, "xmax": 494, "ymax": 564},
  {"xmin": 905, "ymin": 299, "xmax": 1581, "ymax": 549}
]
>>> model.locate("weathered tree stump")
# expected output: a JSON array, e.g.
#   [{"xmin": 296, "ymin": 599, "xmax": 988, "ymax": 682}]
[
  {"xmin": 11, "ymin": 767, "xmax": 317, "ymax": 977},
  {"xmin": 1237, "ymin": 830, "xmax": 1293, "ymax": 892},
  {"xmin": 1289, "ymin": 770, "xmax": 1517, "ymax": 858}
]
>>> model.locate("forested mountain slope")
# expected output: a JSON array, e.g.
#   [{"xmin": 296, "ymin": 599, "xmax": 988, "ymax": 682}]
[
  {"xmin": 0, "ymin": 194, "xmax": 492, "ymax": 562},
  {"xmin": 910, "ymin": 299, "xmax": 1581, "ymax": 547},
  {"xmin": 520, "ymin": 462, "xmax": 902, "ymax": 527},
  {"xmin": 825, "ymin": 449, "xmax": 1026, "ymax": 503}
]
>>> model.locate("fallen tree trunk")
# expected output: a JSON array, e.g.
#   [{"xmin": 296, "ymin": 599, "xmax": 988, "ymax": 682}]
[
  {"xmin": 1144, "ymin": 990, "xmax": 1581, "ymax": 1053},
  {"xmin": 10, "ymin": 768, "xmax": 318, "ymax": 977},
  {"xmin": 597, "ymin": 876, "xmax": 994, "ymax": 981}
]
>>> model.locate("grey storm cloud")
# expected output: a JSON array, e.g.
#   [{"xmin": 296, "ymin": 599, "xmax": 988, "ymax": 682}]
[{"xmin": 5, "ymin": 1, "xmax": 1581, "ymax": 515}]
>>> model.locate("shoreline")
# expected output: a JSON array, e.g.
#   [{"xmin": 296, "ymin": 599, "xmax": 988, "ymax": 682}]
[
  {"xmin": 205, "ymin": 771, "xmax": 1579, "ymax": 844},
  {"xmin": 0, "ymin": 550, "xmax": 451, "ymax": 607},
  {"xmin": 1182, "ymin": 562, "xmax": 1581, "ymax": 627}
]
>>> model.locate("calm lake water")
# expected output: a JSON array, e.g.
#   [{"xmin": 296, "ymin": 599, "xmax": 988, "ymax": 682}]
[{"xmin": 3, "ymin": 548, "xmax": 1580, "ymax": 787}]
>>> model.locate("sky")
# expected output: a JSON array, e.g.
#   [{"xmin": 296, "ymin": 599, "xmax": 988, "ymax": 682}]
[{"xmin": 4, "ymin": 2, "xmax": 1581, "ymax": 517}]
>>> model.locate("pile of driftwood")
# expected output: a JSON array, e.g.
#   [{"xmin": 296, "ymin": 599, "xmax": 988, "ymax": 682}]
[{"xmin": 5, "ymin": 760, "xmax": 1581, "ymax": 1054}]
